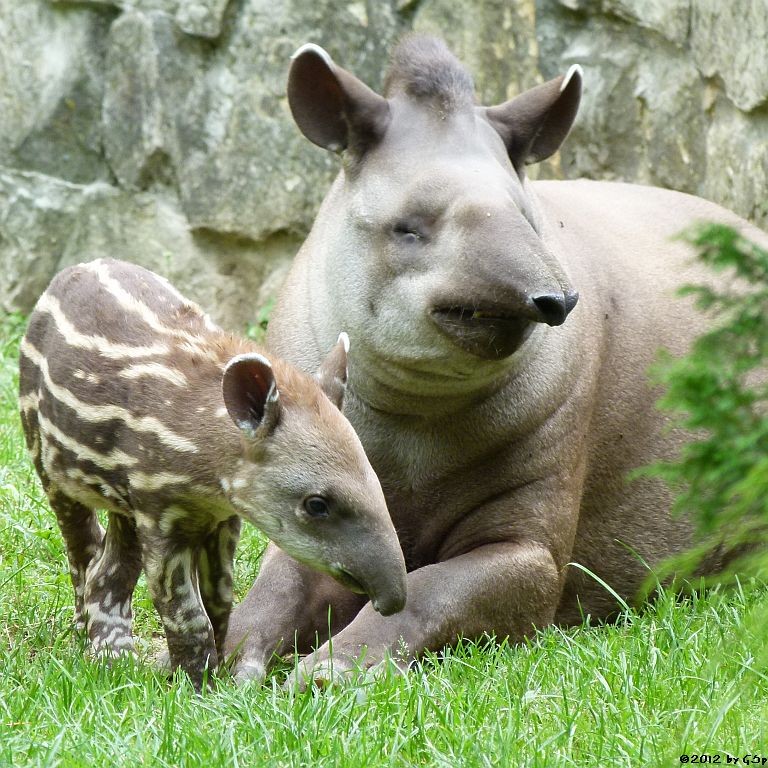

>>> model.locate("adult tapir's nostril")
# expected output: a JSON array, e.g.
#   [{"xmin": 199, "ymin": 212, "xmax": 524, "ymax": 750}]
[
  {"xmin": 531, "ymin": 290, "xmax": 579, "ymax": 326},
  {"xmin": 564, "ymin": 289, "xmax": 579, "ymax": 315}
]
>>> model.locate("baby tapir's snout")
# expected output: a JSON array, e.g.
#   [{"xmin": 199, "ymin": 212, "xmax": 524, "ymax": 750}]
[
  {"xmin": 19, "ymin": 258, "xmax": 405, "ymax": 689},
  {"xmin": 350, "ymin": 539, "xmax": 407, "ymax": 616},
  {"xmin": 223, "ymin": 339, "xmax": 407, "ymax": 617},
  {"xmin": 325, "ymin": 487, "xmax": 407, "ymax": 617}
]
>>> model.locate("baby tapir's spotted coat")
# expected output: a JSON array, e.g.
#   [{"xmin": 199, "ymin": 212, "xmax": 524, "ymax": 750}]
[{"xmin": 19, "ymin": 259, "xmax": 406, "ymax": 688}]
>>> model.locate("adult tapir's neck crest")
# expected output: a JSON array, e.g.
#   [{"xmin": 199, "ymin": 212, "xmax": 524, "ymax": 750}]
[{"xmin": 382, "ymin": 36, "xmax": 475, "ymax": 113}]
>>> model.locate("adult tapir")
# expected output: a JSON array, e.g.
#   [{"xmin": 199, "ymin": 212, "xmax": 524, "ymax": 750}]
[{"xmin": 224, "ymin": 36, "xmax": 768, "ymax": 683}]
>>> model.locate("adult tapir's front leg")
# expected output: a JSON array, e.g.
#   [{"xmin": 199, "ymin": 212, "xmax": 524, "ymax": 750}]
[
  {"xmin": 291, "ymin": 541, "xmax": 560, "ymax": 686},
  {"xmin": 224, "ymin": 544, "xmax": 366, "ymax": 683}
]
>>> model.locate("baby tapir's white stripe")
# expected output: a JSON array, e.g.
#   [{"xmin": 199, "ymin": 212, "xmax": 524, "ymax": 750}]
[
  {"xmin": 83, "ymin": 260, "xmax": 217, "ymax": 351},
  {"xmin": 20, "ymin": 338, "xmax": 198, "ymax": 454},
  {"xmin": 119, "ymin": 363, "xmax": 188, "ymax": 387},
  {"xmin": 127, "ymin": 471, "xmax": 192, "ymax": 491},
  {"xmin": 65, "ymin": 466, "xmax": 129, "ymax": 507},
  {"xmin": 37, "ymin": 411, "xmax": 139, "ymax": 470},
  {"xmin": 34, "ymin": 293, "xmax": 170, "ymax": 360},
  {"xmin": 18, "ymin": 392, "xmax": 39, "ymax": 413}
]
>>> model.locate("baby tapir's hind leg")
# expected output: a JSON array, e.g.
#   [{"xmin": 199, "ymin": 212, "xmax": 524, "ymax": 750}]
[
  {"xmin": 48, "ymin": 490, "xmax": 105, "ymax": 630},
  {"xmin": 198, "ymin": 516, "xmax": 241, "ymax": 658},
  {"xmin": 83, "ymin": 513, "xmax": 142, "ymax": 656},
  {"xmin": 137, "ymin": 519, "xmax": 217, "ymax": 689}
]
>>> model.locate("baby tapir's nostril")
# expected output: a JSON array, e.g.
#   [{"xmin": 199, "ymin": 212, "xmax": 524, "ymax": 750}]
[{"xmin": 530, "ymin": 290, "xmax": 579, "ymax": 326}]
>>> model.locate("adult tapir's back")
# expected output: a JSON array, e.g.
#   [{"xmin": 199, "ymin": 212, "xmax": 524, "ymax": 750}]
[{"xmin": 225, "ymin": 36, "xmax": 768, "ymax": 681}]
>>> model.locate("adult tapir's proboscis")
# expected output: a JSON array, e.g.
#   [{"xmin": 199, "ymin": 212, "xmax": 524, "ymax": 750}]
[{"xmin": 225, "ymin": 36, "xmax": 768, "ymax": 683}]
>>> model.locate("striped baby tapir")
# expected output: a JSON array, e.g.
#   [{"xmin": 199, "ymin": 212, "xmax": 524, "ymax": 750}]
[{"xmin": 18, "ymin": 258, "xmax": 407, "ymax": 688}]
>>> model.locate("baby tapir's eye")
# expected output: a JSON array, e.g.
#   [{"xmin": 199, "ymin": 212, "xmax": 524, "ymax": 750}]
[{"xmin": 303, "ymin": 496, "xmax": 330, "ymax": 518}]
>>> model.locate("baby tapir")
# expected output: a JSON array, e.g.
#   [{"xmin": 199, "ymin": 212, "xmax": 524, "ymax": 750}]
[{"xmin": 18, "ymin": 258, "xmax": 406, "ymax": 688}]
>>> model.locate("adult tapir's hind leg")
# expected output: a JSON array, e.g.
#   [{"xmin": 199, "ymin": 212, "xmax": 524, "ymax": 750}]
[
  {"xmin": 228, "ymin": 541, "xmax": 561, "ymax": 689},
  {"xmin": 83, "ymin": 512, "xmax": 142, "ymax": 656},
  {"xmin": 291, "ymin": 541, "xmax": 560, "ymax": 687},
  {"xmin": 47, "ymin": 490, "xmax": 106, "ymax": 630}
]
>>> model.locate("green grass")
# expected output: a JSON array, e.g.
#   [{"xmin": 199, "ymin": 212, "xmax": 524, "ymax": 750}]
[{"xmin": 2, "ymin": 313, "xmax": 768, "ymax": 767}]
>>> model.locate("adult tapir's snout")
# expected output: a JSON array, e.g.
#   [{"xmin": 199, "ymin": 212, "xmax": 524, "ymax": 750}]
[
  {"xmin": 425, "ymin": 191, "xmax": 580, "ymax": 359},
  {"xmin": 429, "ymin": 262, "xmax": 579, "ymax": 359}
]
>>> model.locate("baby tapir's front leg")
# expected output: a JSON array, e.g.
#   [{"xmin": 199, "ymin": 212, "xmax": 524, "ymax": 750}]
[
  {"xmin": 136, "ymin": 514, "xmax": 221, "ymax": 688},
  {"xmin": 198, "ymin": 516, "xmax": 241, "ymax": 659}
]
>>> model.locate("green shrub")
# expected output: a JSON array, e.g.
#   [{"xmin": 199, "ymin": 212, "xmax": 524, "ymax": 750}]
[{"xmin": 644, "ymin": 224, "xmax": 768, "ymax": 581}]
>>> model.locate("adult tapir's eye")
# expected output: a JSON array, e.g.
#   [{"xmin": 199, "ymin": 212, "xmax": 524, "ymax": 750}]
[
  {"xmin": 393, "ymin": 225, "xmax": 420, "ymax": 244},
  {"xmin": 303, "ymin": 495, "xmax": 330, "ymax": 518},
  {"xmin": 392, "ymin": 217, "xmax": 429, "ymax": 244}
]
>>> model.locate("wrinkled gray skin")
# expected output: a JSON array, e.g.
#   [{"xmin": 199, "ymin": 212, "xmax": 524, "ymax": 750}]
[{"xmin": 225, "ymin": 37, "xmax": 768, "ymax": 685}]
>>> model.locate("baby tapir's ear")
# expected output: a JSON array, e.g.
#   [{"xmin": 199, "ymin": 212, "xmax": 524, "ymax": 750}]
[
  {"xmin": 315, "ymin": 332, "xmax": 349, "ymax": 410},
  {"xmin": 222, "ymin": 353, "xmax": 281, "ymax": 438}
]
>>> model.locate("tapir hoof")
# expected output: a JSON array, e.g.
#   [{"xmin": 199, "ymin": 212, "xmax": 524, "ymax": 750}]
[
  {"xmin": 232, "ymin": 658, "xmax": 268, "ymax": 686},
  {"xmin": 150, "ymin": 646, "xmax": 173, "ymax": 674},
  {"xmin": 283, "ymin": 652, "xmax": 408, "ymax": 692},
  {"xmin": 283, "ymin": 656, "xmax": 356, "ymax": 692},
  {"xmin": 85, "ymin": 644, "xmax": 138, "ymax": 664}
]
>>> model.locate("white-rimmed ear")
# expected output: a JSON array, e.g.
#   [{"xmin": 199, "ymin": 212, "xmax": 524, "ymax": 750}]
[
  {"xmin": 222, "ymin": 353, "xmax": 281, "ymax": 438},
  {"xmin": 288, "ymin": 44, "xmax": 390, "ymax": 157},
  {"xmin": 315, "ymin": 332, "xmax": 349, "ymax": 410},
  {"xmin": 561, "ymin": 64, "xmax": 583, "ymax": 94},
  {"xmin": 484, "ymin": 65, "xmax": 582, "ymax": 168}
]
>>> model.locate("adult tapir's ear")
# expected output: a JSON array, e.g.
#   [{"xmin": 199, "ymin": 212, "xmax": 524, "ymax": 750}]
[
  {"xmin": 288, "ymin": 44, "xmax": 390, "ymax": 156},
  {"xmin": 485, "ymin": 65, "xmax": 582, "ymax": 168},
  {"xmin": 222, "ymin": 353, "xmax": 281, "ymax": 439},
  {"xmin": 315, "ymin": 332, "xmax": 349, "ymax": 410}
]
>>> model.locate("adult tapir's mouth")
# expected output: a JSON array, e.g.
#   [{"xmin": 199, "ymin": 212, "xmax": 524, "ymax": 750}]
[
  {"xmin": 430, "ymin": 290, "xmax": 578, "ymax": 360},
  {"xmin": 430, "ymin": 303, "xmax": 537, "ymax": 360},
  {"xmin": 435, "ymin": 306, "xmax": 522, "ymax": 323}
]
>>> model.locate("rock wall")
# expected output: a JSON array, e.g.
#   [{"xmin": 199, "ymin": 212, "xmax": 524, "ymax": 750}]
[
  {"xmin": 2, "ymin": 0, "xmax": 766, "ymax": 330},
  {"xmin": 536, "ymin": 0, "xmax": 768, "ymax": 226}
]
